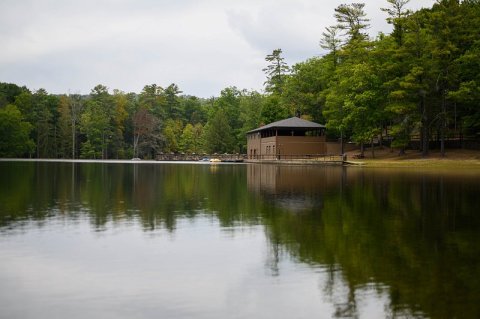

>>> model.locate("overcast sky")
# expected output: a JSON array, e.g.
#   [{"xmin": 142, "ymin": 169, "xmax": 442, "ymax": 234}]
[{"xmin": 0, "ymin": 0, "xmax": 434, "ymax": 97}]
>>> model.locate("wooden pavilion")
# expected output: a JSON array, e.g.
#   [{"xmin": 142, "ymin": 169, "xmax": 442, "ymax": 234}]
[{"xmin": 246, "ymin": 117, "xmax": 326, "ymax": 160}]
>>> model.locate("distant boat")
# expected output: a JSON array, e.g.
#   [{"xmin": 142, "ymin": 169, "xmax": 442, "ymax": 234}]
[
  {"xmin": 131, "ymin": 158, "xmax": 141, "ymax": 161},
  {"xmin": 209, "ymin": 158, "xmax": 221, "ymax": 162}
]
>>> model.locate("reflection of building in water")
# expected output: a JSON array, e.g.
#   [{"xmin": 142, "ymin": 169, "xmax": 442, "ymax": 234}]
[{"xmin": 247, "ymin": 164, "xmax": 345, "ymax": 211}]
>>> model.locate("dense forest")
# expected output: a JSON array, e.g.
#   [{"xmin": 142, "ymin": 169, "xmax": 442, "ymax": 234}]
[{"xmin": 1, "ymin": 0, "xmax": 479, "ymax": 159}]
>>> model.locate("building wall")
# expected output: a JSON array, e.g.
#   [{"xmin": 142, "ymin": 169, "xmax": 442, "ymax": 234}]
[
  {"xmin": 260, "ymin": 136, "xmax": 277, "ymax": 159},
  {"xmin": 276, "ymin": 136, "xmax": 326, "ymax": 156},
  {"xmin": 246, "ymin": 133, "xmax": 261, "ymax": 159},
  {"xmin": 247, "ymin": 134, "xmax": 327, "ymax": 159}
]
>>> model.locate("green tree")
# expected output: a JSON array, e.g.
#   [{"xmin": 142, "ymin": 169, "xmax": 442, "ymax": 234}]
[
  {"xmin": 0, "ymin": 104, "xmax": 34, "ymax": 157},
  {"xmin": 31, "ymin": 89, "xmax": 59, "ymax": 158},
  {"xmin": 261, "ymin": 94, "xmax": 288, "ymax": 125},
  {"xmin": 13, "ymin": 90, "xmax": 34, "ymax": 134},
  {"xmin": 334, "ymin": 3, "xmax": 370, "ymax": 42},
  {"xmin": 341, "ymin": 62, "xmax": 384, "ymax": 156},
  {"xmin": 238, "ymin": 90, "xmax": 264, "ymax": 147},
  {"xmin": 282, "ymin": 57, "xmax": 331, "ymax": 123},
  {"xmin": 192, "ymin": 123, "xmax": 204, "ymax": 154},
  {"xmin": 180, "ymin": 95, "xmax": 207, "ymax": 124},
  {"xmin": 203, "ymin": 109, "xmax": 234, "ymax": 154},
  {"xmin": 162, "ymin": 119, "xmax": 183, "ymax": 153},
  {"xmin": 323, "ymin": 3, "xmax": 373, "ymax": 154},
  {"xmin": 69, "ymin": 94, "xmax": 83, "ymax": 159},
  {"xmin": 320, "ymin": 26, "xmax": 343, "ymax": 69},
  {"xmin": 112, "ymin": 90, "xmax": 130, "ymax": 158},
  {"xmin": 164, "ymin": 83, "xmax": 183, "ymax": 120},
  {"xmin": 139, "ymin": 84, "xmax": 165, "ymax": 120},
  {"xmin": 133, "ymin": 85, "xmax": 167, "ymax": 158},
  {"xmin": 180, "ymin": 123, "xmax": 203, "ymax": 154},
  {"xmin": 0, "ymin": 83, "xmax": 29, "ymax": 108},
  {"xmin": 263, "ymin": 49, "xmax": 290, "ymax": 95},
  {"xmin": 56, "ymin": 94, "xmax": 84, "ymax": 159},
  {"xmin": 57, "ymin": 95, "xmax": 73, "ymax": 158},
  {"xmin": 449, "ymin": 41, "xmax": 480, "ymax": 135},
  {"xmin": 80, "ymin": 101, "xmax": 110, "ymax": 159},
  {"xmin": 447, "ymin": 0, "xmax": 480, "ymax": 138},
  {"xmin": 80, "ymin": 85, "xmax": 113, "ymax": 159},
  {"xmin": 392, "ymin": 10, "xmax": 436, "ymax": 156},
  {"xmin": 381, "ymin": 0, "xmax": 412, "ymax": 46}
]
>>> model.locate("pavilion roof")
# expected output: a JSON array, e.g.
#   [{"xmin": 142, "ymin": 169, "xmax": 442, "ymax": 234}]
[{"xmin": 247, "ymin": 117, "xmax": 325, "ymax": 134}]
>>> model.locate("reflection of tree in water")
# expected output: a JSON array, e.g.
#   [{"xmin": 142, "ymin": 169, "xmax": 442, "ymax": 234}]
[
  {"xmin": 265, "ymin": 236, "xmax": 281, "ymax": 277},
  {"xmin": 2, "ymin": 162, "xmax": 480, "ymax": 318},
  {"xmin": 258, "ymin": 168, "xmax": 480, "ymax": 319},
  {"xmin": 0, "ymin": 162, "xmax": 261, "ymax": 232},
  {"xmin": 319, "ymin": 266, "xmax": 358, "ymax": 318}
]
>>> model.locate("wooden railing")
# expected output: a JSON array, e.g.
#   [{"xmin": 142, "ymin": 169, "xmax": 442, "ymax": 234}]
[
  {"xmin": 155, "ymin": 153, "xmax": 346, "ymax": 163},
  {"xmin": 247, "ymin": 154, "xmax": 345, "ymax": 163},
  {"xmin": 156, "ymin": 153, "xmax": 246, "ymax": 161}
]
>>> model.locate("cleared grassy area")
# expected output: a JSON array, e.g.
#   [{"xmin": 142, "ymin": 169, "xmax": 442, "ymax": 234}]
[{"xmin": 345, "ymin": 148, "xmax": 480, "ymax": 169}]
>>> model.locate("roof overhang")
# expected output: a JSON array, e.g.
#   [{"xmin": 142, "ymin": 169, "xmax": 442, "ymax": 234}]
[{"xmin": 247, "ymin": 117, "xmax": 325, "ymax": 134}]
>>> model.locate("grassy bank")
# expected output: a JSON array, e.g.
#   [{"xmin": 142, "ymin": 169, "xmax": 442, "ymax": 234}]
[{"xmin": 345, "ymin": 148, "xmax": 480, "ymax": 169}]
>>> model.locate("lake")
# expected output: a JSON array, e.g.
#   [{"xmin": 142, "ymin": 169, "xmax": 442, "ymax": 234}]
[{"xmin": 1, "ymin": 160, "xmax": 479, "ymax": 319}]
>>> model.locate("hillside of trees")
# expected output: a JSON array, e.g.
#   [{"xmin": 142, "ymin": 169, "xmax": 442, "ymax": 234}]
[{"xmin": 1, "ymin": 0, "xmax": 479, "ymax": 159}]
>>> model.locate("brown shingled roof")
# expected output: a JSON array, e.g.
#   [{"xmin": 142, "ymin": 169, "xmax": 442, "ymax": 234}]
[{"xmin": 247, "ymin": 117, "xmax": 325, "ymax": 134}]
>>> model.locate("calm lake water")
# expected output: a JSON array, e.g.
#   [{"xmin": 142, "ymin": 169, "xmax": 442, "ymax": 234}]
[{"xmin": 1, "ymin": 160, "xmax": 479, "ymax": 319}]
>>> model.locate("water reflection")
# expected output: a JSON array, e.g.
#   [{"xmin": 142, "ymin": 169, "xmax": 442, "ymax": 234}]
[
  {"xmin": 1, "ymin": 161, "xmax": 480, "ymax": 318},
  {"xmin": 249, "ymin": 165, "xmax": 480, "ymax": 318},
  {"xmin": 0, "ymin": 162, "xmax": 259, "ymax": 231},
  {"xmin": 246, "ymin": 164, "xmax": 342, "ymax": 212}
]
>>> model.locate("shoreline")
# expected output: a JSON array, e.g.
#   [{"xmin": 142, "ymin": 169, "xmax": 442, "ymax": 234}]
[
  {"xmin": 344, "ymin": 148, "xmax": 480, "ymax": 169},
  {"xmin": 2, "ymin": 149, "xmax": 480, "ymax": 169}
]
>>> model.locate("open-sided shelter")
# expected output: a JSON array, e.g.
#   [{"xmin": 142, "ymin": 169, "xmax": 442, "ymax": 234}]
[{"xmin": 246, "ymin": 117, "xmax": 326, "ymax": 160}]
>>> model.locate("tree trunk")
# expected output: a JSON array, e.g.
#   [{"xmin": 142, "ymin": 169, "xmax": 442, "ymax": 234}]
[
  {"xmin": 422, "ymin": 125, "xmax": 429, "ymax": 157},
  {"xmin": 440, "ymin": 90, "xmax": 446, "ymax": 157},
  {"xmin": 371, "ymin": 138, "xmax": 375, "ymax": 158},
  {"xmin": 421, "ymin": 95, "xmax": 429, "ymax": 157},
  {"xmin": 133, "ymin": 134, "xmax": 140, "ymax": 158},
  {"xmin": 102, "ymin": 132, "xmax": 105, "ymax": 160},
  {"xmin": 379, "ymin": 128, "xmax": 383, "ymax": 149},
  {"xmin": 340, "ymin": 130, "xmax": 345, "ymax": 155},
  {"xmin": 440, "ymin": 127, "xmax": 445, "ymax": 157},
  {"xmin": 71, "ymin": 121, "xmax": 75, "ymax": 159},
  {"xmin": 36, "ymin": 129, "xmax": 40, "ymax": 158}
]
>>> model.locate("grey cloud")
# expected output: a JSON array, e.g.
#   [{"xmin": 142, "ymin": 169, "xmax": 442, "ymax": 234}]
[
  {"xmin": 0, "ymin": 0, "xmax": 435, "ymax": 97},
  {"xmin": 226, "ymin": 3, "xmax": 332, "ymax": 63}
]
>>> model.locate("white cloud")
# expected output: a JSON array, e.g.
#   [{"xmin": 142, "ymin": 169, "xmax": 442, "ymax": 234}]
[{"xmin": 0, "ymin": 0, "xmax": 434, "ymax": 97}]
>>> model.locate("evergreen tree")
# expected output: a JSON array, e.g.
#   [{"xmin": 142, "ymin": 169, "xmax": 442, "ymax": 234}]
[
  {"xmin": 381, "ymin": 0, "xmax": 412, "ymax": 46},
  {"xmin": 320, "ymin": 26, "xmax": 343, "ymax": 69},
  {"xmin": 334, "ymin": 3, "xmax": 370, "ymax": 42},
  {"xmin": 80, "ymin": 85, "xmax": 114, "ymax": 159},
  {"xmin": 263, "ymin": 49, "xmax": 290, "ymax": 95},
  {"xmin": 203, "ymin": 110, "xmax": 234, "ymax": 154}
]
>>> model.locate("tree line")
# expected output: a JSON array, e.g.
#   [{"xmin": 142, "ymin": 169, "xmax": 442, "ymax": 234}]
[
  {"xmin": 0, "ymin": 83, "xmax": 266, "ymax": 159},
  {"xmin": 1, "ymin": 0, "xmax": 479, "ymax": 158},
  {"xmin": 279, "ymin": 0, "xmax": 480, "ymax": 156}
]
